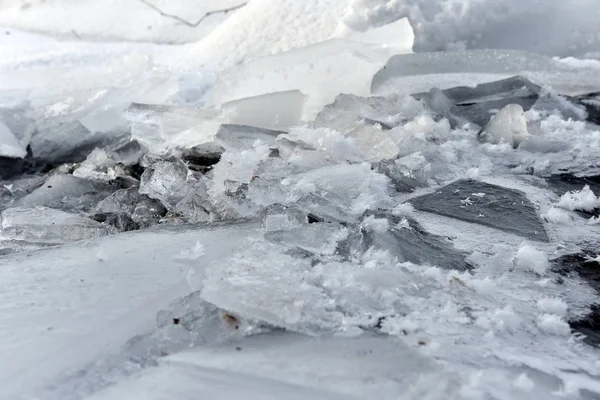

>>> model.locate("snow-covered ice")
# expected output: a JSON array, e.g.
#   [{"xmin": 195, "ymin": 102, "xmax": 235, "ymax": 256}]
[{"xmin": 2, "ymin": 1, "xmax": 600, "ymax": 399}]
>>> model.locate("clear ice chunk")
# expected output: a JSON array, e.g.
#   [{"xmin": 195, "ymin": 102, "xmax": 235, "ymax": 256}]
[
  {"xmin": 215, "ymin": 124, "xmax": 284, "ymax": 152},
  {"xmin": 14, "ymin": 173, "xmax": 115, "ymax": 212},
  {"xmin": 265, "ymin": 223, "xmax": 349, "ymax": 256},
  {"xmin": 346, "ymin": 124, "xmax": 399, "ymax": 162},
  {"xmin": 0, "ymin": 206, "xmax": 116, "ymax": 243},
  {"xmin": 205, "ymin": 22, "xmax": 413, "ymax": 121},
  {"xmin": 139, "ymin": 159, "xmax": 191, "ymax": 209},
  {"xmin": 96, "ymin": 188, "xmax": 168, "ymax": 227}
]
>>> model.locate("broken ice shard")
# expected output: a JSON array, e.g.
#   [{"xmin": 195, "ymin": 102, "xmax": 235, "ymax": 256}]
[
  {"xmin": 340, "ymin": 213, "xmax": 471, "ymax": 271},
  {"xmin": 139, "ymin": 159, "xmax": 190, "ymax": 209},
  {"xmin": 416, "ymin": 76, "xmax": 541, "ymax": 128},
  {"xmin": 96, "ymin": 188, "xmax": 167, "ymax": 227},
  {"xmin": 411, "ymin": 179, "xmax": 549, "ymax": 241},
  {"xmin": 14, "ymin": 173, "xmax": 115, "ymax": 212},
  {"xmin": 1, "ymin": 206, "xmax": 117, "ymax": 243},
  {"xmin": 265, "ymin": 223, "xmax": 349, "ymax": 256},
  {"xmin": 215, "ymin": 124, "xmax": 284, "ymax": 152}
]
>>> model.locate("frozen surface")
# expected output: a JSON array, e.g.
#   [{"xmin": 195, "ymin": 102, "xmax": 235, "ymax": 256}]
[
  {"xmin": 0, "ymin": 206, "xmax": 116, "ymax": 244},
  {"xmin": 3, "ymin": 2, "xmax": 600, "ymax": 400},
  {"xmin": 0, "ymin": 220, "xmax": 263, "ymax": 400}
]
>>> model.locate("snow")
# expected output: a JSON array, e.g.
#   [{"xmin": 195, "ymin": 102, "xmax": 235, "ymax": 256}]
[
  {"xmin": 537, "ymin": 314, "xmax": 571, "ymax": 336},
  {"xmin": 557, "ymin": 185, "xmax": 600, "ymax": 213},
  {"xmin": 515, "ymin": 244, "xmax": 549, "ymax": 275},
  {"xmin": 537, "ymin": 297, "xmax": 568, "ymax": 317}
]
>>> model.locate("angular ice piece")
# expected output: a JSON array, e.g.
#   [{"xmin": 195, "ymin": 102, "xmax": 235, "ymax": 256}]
[
  {"xmin": 411, "ymin": 180, "xmax": 549, "ymax": 241},
  {"xmin": 139, "ymin": 159, "xmax": 190, "ymax": 209},
  {"xmin": 72, "ymin": 148, "xmax": 121, "ymax": 181},
  {"xmin": 174, "ymin": 180, "xmax": 213, "ymax": 223},
  {"xmin": 96, "ymin": 188, "xmax": 167, "ymax": 227},
  {"xmin": 0, "ymin": 119, "xmax": 27, "ymax": 158},
  {"xmin": 126, "ymin": 102, "xmax": 224, "ymax": 156},
  {"xmin": 313, "ymin": 92, "xmax": 420, "ymax": 132},
  {"xmin": 265, "ymin": 223, "xmax": 349, "ymax": 256},
  {"xmin": 0, "ymin": 106, "xmax": 35, "ymax": 158},
  {"xmin": 414, "ymin": 76, "xmax": 542, "ymax": 105},
  {"xmin": 201, "ymin": 242, "xmax": 342, "ymax": 334},
  {"xmin": 30, "ymin": 119, "xmax": 129, "ymax": 165},
  {"xmin": 221, "ymin": 90, "xmax": 306, "ymax": 132},
  {"xmin": 0, "ymin": 206, "xmax": 116, "ymax": 243},
  {"xmin": 14, "ymin": 173, "xmax": 114, "ymax": 212},
  {"xmin": 262, "ymin": 204, "xmax": 308, "ymax": 232},
  {"xmin": 215, "ymin": 124, "xmax": 284, "ymax": 151},
  {"xmin": 89, "ymin": 212, "xmax": 139, "ymax": 232},
  {"xmin": 518, "ymin": 136, "xmax": 570, "ymax": 153},
  {"xmin": 545, "ymin": 174, "xmax": 600, "ymax": 199},
  {"xmin": 375, "ymin": 155, "xmax": 430, "ymax": 193},
  {"xmin": 372, "ymin": 49, "xmax": 600, "ymax": 97},
  {"xmin": 284, "ymin": 163, "xmax": 392, "ymax": 217},
  {"xmin": 480, "ymin": 104, "xmax": 530, "ymax": 147},
  {"xmin": 340, "ymin": 214, "xmax": 470, "ymax": 271},
  {"xmin": 346, "ymin": 124, "xmax": 399, "ymax": 162},
  {"xmin": 206, "ymin": 19, "xmax": 413, "ymax": 121}
]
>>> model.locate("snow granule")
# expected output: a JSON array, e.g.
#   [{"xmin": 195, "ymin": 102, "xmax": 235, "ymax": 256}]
[
  {"xmin": 536, "ymin": 296, "xmax": 568, "ymax": 316},
  {"xmin": 513, "ymin": 373, "xmax": 535, "ymax": 391},
  {"xmin": 361, "ymin": 215, "xmax": 389, "ymax": 233},
  {"xmin": 537, "ymin": 314, "xmax": 571, "ymax": 336},
  {"xmin": 515, "ymin": 244, "xmax": 549, "ymax": 275},
  {"xmin": 541, "ymin": 207, "xmax": 572, "ymax": 224},
  {"xmin": 557, "ymin": 185, "xmax": 600, "ymax": 212},
  {"xmin": 391, "ymin": 202, "xmax": 414, "ymax": 216}
]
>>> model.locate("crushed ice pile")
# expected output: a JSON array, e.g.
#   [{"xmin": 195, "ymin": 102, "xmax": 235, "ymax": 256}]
[{"xmin": 2, "ymin": 8, "xmax": 600, "ymax": 400}]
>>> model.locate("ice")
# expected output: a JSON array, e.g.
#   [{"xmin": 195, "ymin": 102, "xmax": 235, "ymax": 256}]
[
  {"xmin": 344, "ymin": 214, "xmax": 471, "ymax": 271},
  {"xmin": 127, "ymin": 91, "xmax": 304, "ymax": 156},
  {"xmin": 14, "ymin": 173, "xmax": 115, "ymax": 212},
  {"xmin": 0, "ymin": 117, "xmax": 27, "ymax": 158},
  {"xmin": 205, "ymin": 18, "xmax": 414, "ymax": 121},
  {"xmin": 416, "ymin": 76, "xmax": 542, "ymax": 129},
  {"xmin": 72, "ymin": 148, "xmax": 127, "ymax": 182},
  {"xmin": 558, "ymin": 185, "xmax": 600, "ymax": 214},
  {"xmin": 411, "ymin": 180, "xmax": 549, "ymax": 241},
  {"xmin": 126, "ymin": 103, "xmax": 223, "ymax": 156},
  {"xmin": 139, "ymin": 159, "xmax": 191, "ymax": 209},
  {"xmin": 96, "ymin": 188, "xmax": 167, "ymax": 228},
  {"xmin": 515, "ymin": 244, "xmax": 549, "ymax": 275},
  {"xmin": 86, "ymin": 333, "xmax": 453, "ymax": 400},
  {"xmin": 215, "ymin": 124, "xmax": 284, "ymax": 152},
  {"xmin": 0, "ymin": 206, "xmax": 116, "ymax": 243},
  {"xmin": 537, "ymin": 297, "xmax": 568, "ymax": 317},
  {"xmin": 537, "ymin": 314, "xmax": 571, "ymax": 336},
  {"xmin": 346, "ymin": 124, "xmax": 399, "ymax": 162},
  {"xmin": 0, "ymin": 105, "xmax": 34, "ymax": 158},
  {"xmin": 480, "ymin": 104, "xmax": 530, "ymax": 147},
  {"xmin": 371, "ymin": 49, "xmax": 600, "ymax": 97},
  {"xmin": 265, "ymin": 223, "xmax": 349, "ymax": 256},
  {"xmin": 0, "ymin": 220, "xmax": 264, "ymax": 399}
]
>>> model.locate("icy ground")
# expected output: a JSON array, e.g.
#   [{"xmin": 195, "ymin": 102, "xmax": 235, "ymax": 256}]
[{"xmin": 2, "ymin": 1, "xmax": 600, "ymax": 399}]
